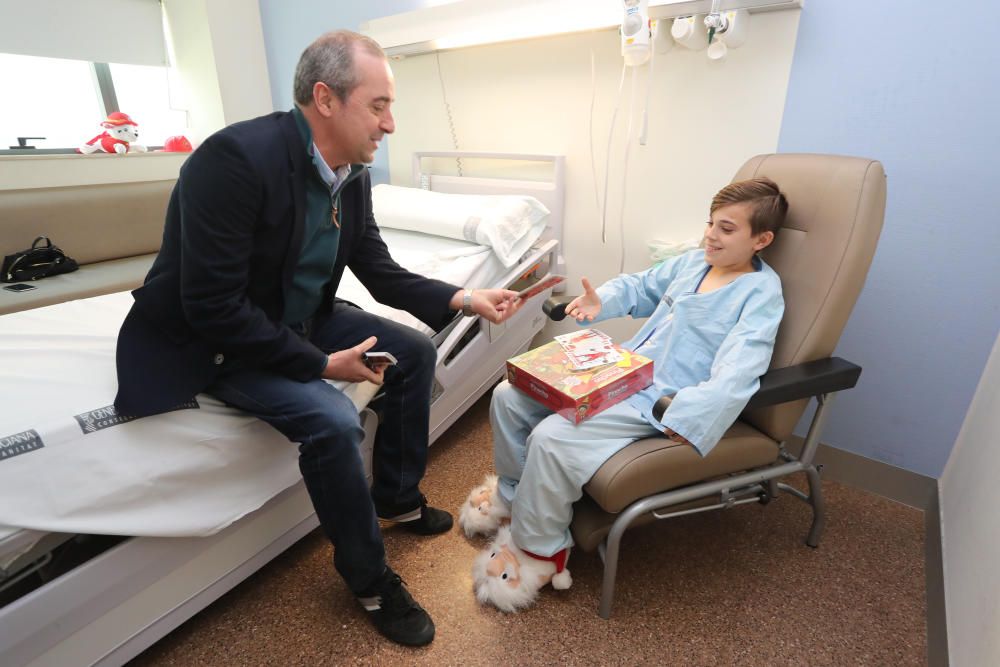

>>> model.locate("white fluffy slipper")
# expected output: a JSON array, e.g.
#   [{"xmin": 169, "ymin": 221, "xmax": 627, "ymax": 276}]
[
  {"xmin": 471, "ymin": 525, "xmax": 572, "ymax": 613},
  {"xmin": 458, "ymin": 474, "xmax": 511, "ymax": 537}
]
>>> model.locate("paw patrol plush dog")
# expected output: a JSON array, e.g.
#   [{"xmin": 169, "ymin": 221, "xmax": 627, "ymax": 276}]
[{"xmin": 78, "ymin": 112, "xmax": 147, "ymax": 155}]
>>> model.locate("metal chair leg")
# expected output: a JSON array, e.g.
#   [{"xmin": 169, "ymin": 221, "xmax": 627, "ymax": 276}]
[
  {"xmin": 804, "ymin": 464, "xmax": 826, "ymax": 547},
  {"xmin": 597, "ymin": 499, "xmax": 652, "ymax": 619},
  {"xmin": 598, "ymin": 528, "xmax": 623, "ymax": 619}
]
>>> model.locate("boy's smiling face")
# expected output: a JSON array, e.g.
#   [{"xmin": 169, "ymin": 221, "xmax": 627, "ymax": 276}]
[{"xmin": 703, "ymin": 202, "xmax": 774, "ymax": 272}]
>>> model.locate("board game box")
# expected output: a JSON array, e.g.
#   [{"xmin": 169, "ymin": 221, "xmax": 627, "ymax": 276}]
[{"xmin": 506, "ymin": 339, "xmax": 654, "ymax": 423}]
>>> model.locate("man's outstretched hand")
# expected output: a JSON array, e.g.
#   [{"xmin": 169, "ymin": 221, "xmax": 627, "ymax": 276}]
[{"xmin": 451, "ymin": 288, "xmax": 522, "ymax": 324}]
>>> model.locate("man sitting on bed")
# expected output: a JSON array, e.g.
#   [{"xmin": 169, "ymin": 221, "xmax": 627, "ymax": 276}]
[{"xmin": 114, "ymin": 30, "xmax": 519, "ymax": 647}]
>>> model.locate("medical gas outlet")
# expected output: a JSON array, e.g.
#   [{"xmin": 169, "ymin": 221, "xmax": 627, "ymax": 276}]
[
  {"xmin": 705, "ymin": 9, "xmax": 749, "ymax": 60},
  {"xmin": 671, "ymin": 15, "xmax": 708, "ymax": 50},
  {"xmin": 671, "ymin": 10, "xmax": 749, "ymax": 59},
  {"xmin": 621, "ymin": 0, "xmax": 651, "ymax": 66}
]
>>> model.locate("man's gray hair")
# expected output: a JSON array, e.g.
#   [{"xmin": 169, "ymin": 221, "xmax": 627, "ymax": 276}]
[{"xmin": 293, "ymin": 30, "xmax": 386, "ymax": 105}]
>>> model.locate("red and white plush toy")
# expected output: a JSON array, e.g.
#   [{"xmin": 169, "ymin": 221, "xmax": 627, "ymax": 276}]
[
  {"xmin": 459, "ymin": 475, "xmax": 511, "ymax": 537},
  {"xmin": 78, "ymin": 112, "xmax": 147, "ymax": 155},
  {"xmin": 472, "ymin": 525, "xmax": 572, "ymax": 612}
]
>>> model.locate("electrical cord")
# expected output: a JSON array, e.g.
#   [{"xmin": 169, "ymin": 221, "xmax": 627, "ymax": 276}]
[
  {"xmin": 589, "ymin": 46, "xmax": 603, "ymax": 228},
  {"xmin": 601, "ymin": 62, "xmax": 628, "ymax": 245},
  {"xmin": 619, "ymin": 66, "xmax": 638, "ymax": 273},
  {"xmin": 435, "ymin": 51, "xmax": 463, "ymax": 177},
  {"xmin": 639, "ymin": 22, "xmax": 658, "ymax": 146}
]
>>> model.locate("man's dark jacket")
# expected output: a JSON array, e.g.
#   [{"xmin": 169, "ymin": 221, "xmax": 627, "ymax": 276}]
[{"xmin": 115, "ymin": 111, "xmax": 459, "ymax": 417}]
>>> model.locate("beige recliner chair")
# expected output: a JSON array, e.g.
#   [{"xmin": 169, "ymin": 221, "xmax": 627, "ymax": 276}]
[{"xmin": 544, "ymin": 153, "xmax": 887, "ymax": 618}]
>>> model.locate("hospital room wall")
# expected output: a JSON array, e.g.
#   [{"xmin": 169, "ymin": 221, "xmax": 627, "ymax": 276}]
[
  {"xmin": 385, "ymin": 12, "xmax": 801, "ymax": 348},
  {"xmin": 776, "ymin": 0, "xmax": 1000, "ymax": 478},
  {"xmin": 254, "ymin": 3, "xmax": 800, "ymax": 345}
]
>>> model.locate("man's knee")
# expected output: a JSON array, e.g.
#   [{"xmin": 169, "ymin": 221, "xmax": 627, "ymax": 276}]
[
  {"xmin": 386, "ymin": 326, "xmax": 435, "ymax": 380},
  {"xmin": 410, "ymin": 331, "xmax": 436, "ymax": 371}
]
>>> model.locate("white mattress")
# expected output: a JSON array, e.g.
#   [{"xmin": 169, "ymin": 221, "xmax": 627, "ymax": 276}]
[{"xmin": 0, "ymin": 228, "xmax": 505, "ymax": 566}]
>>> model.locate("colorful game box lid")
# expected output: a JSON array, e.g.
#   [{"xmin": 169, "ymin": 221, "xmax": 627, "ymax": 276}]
[{"xmin": 506, "ymin": 339, "xmax": 654, "ymax": 423}]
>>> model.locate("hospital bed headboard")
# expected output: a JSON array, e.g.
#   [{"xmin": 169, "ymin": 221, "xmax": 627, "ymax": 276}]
[{"xmin": 411, "ymin": 151, "xmax": 566, "ymax": 277}]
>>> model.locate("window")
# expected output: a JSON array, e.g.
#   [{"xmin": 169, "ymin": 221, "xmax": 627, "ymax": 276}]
[
  {"xmin": 108, "ymin": 63, "xmax": 188, "ymax": 148},
  {"xmin": 0, "ymin": 53, "xmax": 103, "ymax": 150},
  {"xmin": 0, "ymin": 53, "xmax": 186, "ymax": 153}
]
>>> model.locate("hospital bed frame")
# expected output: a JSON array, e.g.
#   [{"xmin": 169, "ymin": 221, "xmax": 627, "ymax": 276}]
[{"xmin": 0, "ymin": 151, "xmax": 566, "ymax": 667}]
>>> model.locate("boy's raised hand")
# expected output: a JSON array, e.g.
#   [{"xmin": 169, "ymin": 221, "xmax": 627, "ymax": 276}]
[{"xmin": 565, "ymin": 277, "xmax": 602, "ymax": 322}]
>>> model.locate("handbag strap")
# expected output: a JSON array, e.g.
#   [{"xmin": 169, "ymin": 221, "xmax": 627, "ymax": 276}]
[{"xmin": 31, "ymin": 236, "xmax": 52, "ymax": 249}]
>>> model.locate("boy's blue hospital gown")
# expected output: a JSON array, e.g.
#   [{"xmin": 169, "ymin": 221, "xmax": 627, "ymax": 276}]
[{"xmin": 491, "ymin": 249, "xmax": 784, "ymax": 556}]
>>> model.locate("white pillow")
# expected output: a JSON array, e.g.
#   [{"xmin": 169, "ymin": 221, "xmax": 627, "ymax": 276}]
[{"xmin": 371, "ymin": 184, "xmax": 550, "ymax": 268}]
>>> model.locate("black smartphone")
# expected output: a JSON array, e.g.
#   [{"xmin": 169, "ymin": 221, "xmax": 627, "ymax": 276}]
[
  {"xmin": 3, "ymin": 283, "xmax": 37, "ymax": 293},
  {"xmin": 362, "ymin": 351, "xmax": 398, "ymax": 369}
]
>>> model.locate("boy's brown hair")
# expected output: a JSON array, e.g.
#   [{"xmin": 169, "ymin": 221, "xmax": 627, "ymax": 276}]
[{"xmin": 711, "ymin": 177, "xmax": 788, "ymax": 237}]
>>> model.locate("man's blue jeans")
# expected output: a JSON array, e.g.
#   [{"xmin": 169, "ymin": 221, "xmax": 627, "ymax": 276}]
[{"xmin": 207, "ymin": 302, "xmax": 438, "ymax": 593}]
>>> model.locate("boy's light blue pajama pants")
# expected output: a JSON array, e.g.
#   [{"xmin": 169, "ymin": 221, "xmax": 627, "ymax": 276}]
[{"xmin": 490, "ymin": 380, "xmax": 662, "ymax": 557}]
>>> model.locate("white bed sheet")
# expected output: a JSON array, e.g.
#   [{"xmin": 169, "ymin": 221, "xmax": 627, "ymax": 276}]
[
  {"xmin": 0, "ymin": 227, "xmax": 507, "ymax": 559},
  {"xmin": 0, "ymin": 292, "xmax": 373, "ymax": 545},
  {"xmin": 339, "ymin": 227, "xmax": 506, "ymax": 335}
]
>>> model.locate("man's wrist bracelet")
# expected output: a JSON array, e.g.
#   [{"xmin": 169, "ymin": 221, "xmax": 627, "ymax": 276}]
[{"xmin": 462, "ymin": 289, "xmax": 474, "ymax": 317}]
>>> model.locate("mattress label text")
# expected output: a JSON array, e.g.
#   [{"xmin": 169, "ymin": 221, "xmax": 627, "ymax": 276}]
[
  {"xmin": 74, "ymin": 399, "xmax": 200, "ymax": 434},
  {"xmin": 0, "ymin": 429, "xmax": 44, "ymax": 461}
]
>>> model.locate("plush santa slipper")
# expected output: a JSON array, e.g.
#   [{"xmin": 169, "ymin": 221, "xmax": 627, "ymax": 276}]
[
  {"xmin": 458, "ymin": 475, "xmax": 511, "ymax": 537},
  {"xmin": 472, "ymin": 525, "xmax": 572, "ymax": 612}
]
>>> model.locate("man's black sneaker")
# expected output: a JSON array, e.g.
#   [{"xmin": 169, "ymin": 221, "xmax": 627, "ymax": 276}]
[
  {"xmin": 376, "ymin": 495, "xmax": 454, "ymax": 535},
  {"xmin": 357, "ymin": 567, "xmax": 435, "ymax": 646}
]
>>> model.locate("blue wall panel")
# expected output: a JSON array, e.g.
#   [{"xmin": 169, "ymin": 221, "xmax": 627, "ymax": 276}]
[{"xmin": 778, "ymin": 1, "xmax": 1000, "ymax": 475}]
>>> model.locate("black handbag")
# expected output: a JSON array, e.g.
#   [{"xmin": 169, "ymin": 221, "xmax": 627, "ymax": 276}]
[{"xmin": 2, "ymin": 236, "xmax": 79, "ymax": 283}]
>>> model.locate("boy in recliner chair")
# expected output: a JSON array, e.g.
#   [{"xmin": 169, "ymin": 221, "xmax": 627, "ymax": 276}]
[{"xmin": 460, "ymin": 177, "xmax": 788, "ymax": 611}]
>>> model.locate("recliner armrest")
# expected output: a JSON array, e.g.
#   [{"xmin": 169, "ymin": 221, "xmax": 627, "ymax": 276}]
[
  {"xmin": 746, "ymin": 357, "xmax": 861, "ymax": 409},
  {"xmin": 543, "ymin": 295, "xmax": 576, "ymax": 321},
  {"xmin": 652, "ymin": 357, "xmax": 862, "ymax": 421}
]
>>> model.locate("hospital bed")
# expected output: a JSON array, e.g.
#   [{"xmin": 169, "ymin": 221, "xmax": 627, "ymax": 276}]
[{"xmin": 0, "ymin": 151, "xmax": 566, "ymax": 667}]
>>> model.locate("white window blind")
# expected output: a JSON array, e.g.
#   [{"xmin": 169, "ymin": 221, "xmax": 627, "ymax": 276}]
[{"xmin": 0, "ymin": 0, "xmax": 167, "ymax": 66}]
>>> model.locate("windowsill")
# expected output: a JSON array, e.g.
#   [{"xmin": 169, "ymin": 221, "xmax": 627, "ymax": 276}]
[
  {"xmin": 0, "ymin": 151, "xmax": 189, "ymax": 191},
  {"xmin": 0, "ymin": 149, "xmax": 87, "ymax": 155},
  {"xmin": 0, "ymin": 151, "xmax": 180, "ymax": 162}
]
